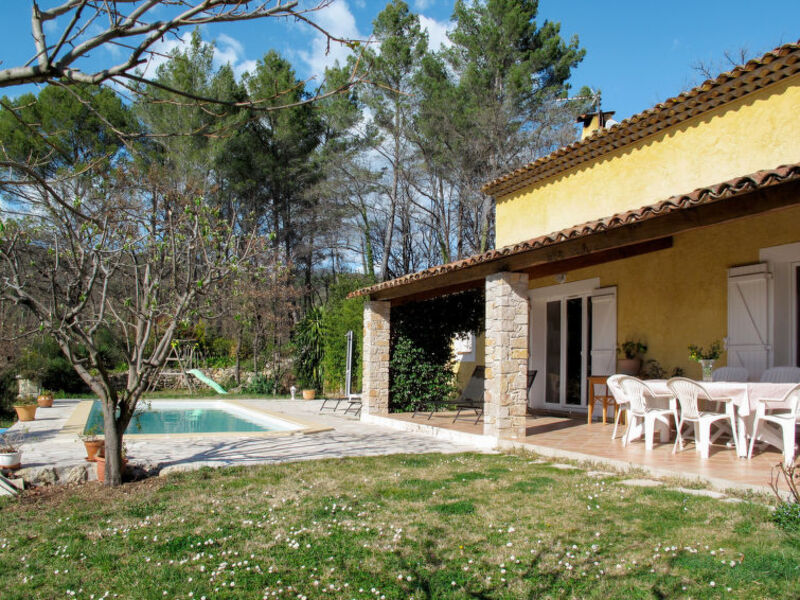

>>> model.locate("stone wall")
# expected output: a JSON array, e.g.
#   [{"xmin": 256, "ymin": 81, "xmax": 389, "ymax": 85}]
[
  {"xmin": 361, "ymin": 300, "xmax": 391, "ymax": 416},
  {"xmin": 484, "ymin": 272, "xmax": 529, "ymax": 439}
]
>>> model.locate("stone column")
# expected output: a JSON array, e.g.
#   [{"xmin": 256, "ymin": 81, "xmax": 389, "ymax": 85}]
[
  {"xmin": 484, "ymin": 272, "xmax": 530, "ymax": 439},
  {"xmin": 361, "ymin": 300, "xmax": 391, "ymax": 416}
]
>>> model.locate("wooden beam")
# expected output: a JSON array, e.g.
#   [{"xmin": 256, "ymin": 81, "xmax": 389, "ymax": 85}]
[
  {"xmin": 522, "ymin": 237, "xmax": 673, "ymax": 279},
  {"xmin": 390, "ymin": 279, "xmax": 484, "ymax": 307},
  {"xmin": 368, "ymin": 179, "xmax": 800, "ymax": 301}
]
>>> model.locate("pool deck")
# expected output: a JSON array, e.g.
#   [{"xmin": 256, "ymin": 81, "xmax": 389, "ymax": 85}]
[{"xmin": 7, "ymin": 399, "xmax": 486, "ymax": 484}]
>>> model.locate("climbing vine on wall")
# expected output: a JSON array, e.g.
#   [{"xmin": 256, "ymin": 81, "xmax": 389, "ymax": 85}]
[{"xmin": 389, "ymin": 289, "xmax": 484, "ymax": 412}]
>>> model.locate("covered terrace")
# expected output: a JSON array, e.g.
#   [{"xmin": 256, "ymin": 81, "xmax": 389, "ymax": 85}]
[{"xmin": 350, "ymin": 164, "xmax": 800, "ymax": 491}]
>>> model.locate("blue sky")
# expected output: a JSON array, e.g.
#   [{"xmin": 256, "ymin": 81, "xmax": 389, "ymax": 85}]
[{"xmin": 3, "ymin": 1, "xmax": 799, "ymax": 123}]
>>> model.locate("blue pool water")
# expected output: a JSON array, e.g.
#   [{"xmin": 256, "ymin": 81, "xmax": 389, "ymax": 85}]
[{"xmin": 83, "ymin": 401, "xmax": 292, "ymax": 435}]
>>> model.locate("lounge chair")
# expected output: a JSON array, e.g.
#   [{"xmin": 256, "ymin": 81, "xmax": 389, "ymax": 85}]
[{"xmin": 412, "ymin": 366, "xmax": 486, "ymax": 423}]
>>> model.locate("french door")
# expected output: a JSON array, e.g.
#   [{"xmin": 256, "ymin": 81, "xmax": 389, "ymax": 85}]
[
  {"xmin": 531, "ymin": 281, "xmax": 616, "ymax": 411},
  {"xmin": 544, "ymin": 296, "xmax": 590, "ymax": 407}
]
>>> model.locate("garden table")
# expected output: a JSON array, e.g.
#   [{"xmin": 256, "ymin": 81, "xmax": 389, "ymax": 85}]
[{"xmin": 643, "ymin": 380, "xmax": 797, "ymax": 457}]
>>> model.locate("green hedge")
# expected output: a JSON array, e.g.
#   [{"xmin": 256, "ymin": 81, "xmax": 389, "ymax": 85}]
[
  {"xmin": 321, "ymin": 276, "xmax": 368, "ymax": 395},
  {"xmin": 389, "ymin": 289, "xmax": 483, "ymax": 412}
]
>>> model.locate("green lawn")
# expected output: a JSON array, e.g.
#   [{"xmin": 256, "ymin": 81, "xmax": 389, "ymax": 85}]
[{"xmin": 0, "ymin": 453, "xmax": 796, "ymax": 599}]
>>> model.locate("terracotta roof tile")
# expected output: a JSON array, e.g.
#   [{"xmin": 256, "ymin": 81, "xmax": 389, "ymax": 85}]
[
  {"xmin": 350, "ymin": 163, "xmax": 800, "ymax": 298},
  {"xmin": 482, "ymin": 41, "xmax": 800, "ymax": 198}
]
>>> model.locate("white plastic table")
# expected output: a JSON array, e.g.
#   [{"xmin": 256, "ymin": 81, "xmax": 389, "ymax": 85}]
[{"xmin": 644, "ymin": 380, "xmax": 797, "ymax": 457}]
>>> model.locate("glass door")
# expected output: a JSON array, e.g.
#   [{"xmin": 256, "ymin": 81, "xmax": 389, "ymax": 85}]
[{"xmin": 544, "ymin": 296, "xmax": 591, "ymax": 408}]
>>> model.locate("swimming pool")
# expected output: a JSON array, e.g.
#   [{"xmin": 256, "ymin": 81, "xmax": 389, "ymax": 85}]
[{"xmin": 82, "ymin": 400, "xmax": 304, "ymax": 436}]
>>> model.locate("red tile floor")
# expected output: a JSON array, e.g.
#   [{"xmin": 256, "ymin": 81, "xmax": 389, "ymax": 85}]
[{"xmin": 388, "ymin": 411, "xmax": 789, "ymax": 490}]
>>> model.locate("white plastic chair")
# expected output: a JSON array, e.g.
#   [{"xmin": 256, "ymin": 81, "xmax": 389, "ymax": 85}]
[
  {"xmin": 606, "ymin": 374, "xmax": 629, "ymax": 440},
  {"xmin": 747, "ymin": 383, "xmax": 800, "ymax": 466},
  {"xmin": 712, "ymin": 366, "xmax": 748, "ymax": 382},
  {"xmin": 760, "ymin": 367, "xmax": 800, "ymax": 383},
  {"xmin": 666, "ymin": 377, "xmax": 740, "ymax": 459},
  {"xmin": 618, "ymin": 376, "xmax": 677, "ymax": 450}
]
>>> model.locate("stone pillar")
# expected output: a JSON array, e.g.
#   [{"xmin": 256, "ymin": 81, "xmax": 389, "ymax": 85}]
[
  {"xmin": 361, "ymin": 300, "xmax": 391, "ymax": 416},
  {"xmin": 484, "ymin": 272, "xmax": 530, "ymax": 439}
]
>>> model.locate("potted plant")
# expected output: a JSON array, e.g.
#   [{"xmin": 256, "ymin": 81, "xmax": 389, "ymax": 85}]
[
  {"xmin": 617, "ymin": 341, "xmax": 647, "ymax": 375},
  {"xmin": 95, "ymin": 443, "xmax": 128, "ymax": 483},
  {"xmin": 37, "ymin": 389, "xmax": 54, "ymax": 408},
  {"xmin": 688, "ymin": 341, "xmax": 723, "ymax": 382},
  {"xmin": 302, "ymin": 388, "xmax": 316, "ymax": 400},
  {"xmin": 0, "ymin": 430, "xmax": 23, "ymax": 471},
  {"xmin": 79, "ymin": 424, "xmax": 105, "ymax": 462},
  {"xmin": 13, "ymin": 396, "xmax": 38, "ymax": 422}
]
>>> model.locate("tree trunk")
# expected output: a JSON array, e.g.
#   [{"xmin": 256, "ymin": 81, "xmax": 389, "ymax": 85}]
[
  {"xmin": 253, "ymin": 333, "xmax": 259, "ymax": 374},
  {"xmin": 234, "ymin": 330, "xmax": 241, "ymax": 385},
  {"xmin": 102, "ymin": 401, "xmax": 125, "ymax": 486}
]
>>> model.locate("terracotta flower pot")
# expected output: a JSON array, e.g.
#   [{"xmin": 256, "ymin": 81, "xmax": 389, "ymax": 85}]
[
  {"xmin": 0, "ymin": 451, "xmax": 21, "ymax": 470},
  {"xmin": 95, "ymin": 456, "xmax": 128, "ymax": 483},
  {"xmin": 617, "ymin": 358, "xmax": 641, "ymax": 376},
  {"xmin": 37, "ymin": 393, "xmax": 54, "ymax": 408},
  {"xmin": 14, "ymin": 404, "xmax": 37, "ymax": 422},
  {"xmin": 302, "ymin": 389, "xmax": 316, "ymax": 400},
  {"xmin": 83, "ymin": 439, "xmax": 105, "ymax": 462}
]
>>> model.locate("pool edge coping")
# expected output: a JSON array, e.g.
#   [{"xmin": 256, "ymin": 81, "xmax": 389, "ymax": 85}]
[{"xmin": 61, "ymin": 399, "xmax": 333, "ymax": 439}]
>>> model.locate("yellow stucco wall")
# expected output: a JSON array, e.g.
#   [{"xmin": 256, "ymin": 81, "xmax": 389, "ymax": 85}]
[
  {"xmin": 527, "ymin": 205, "xmax": 800, "ymax": 377},
  {"xmin": 496, "ymin": 75, "xmax": 800, "ymax": 247}
]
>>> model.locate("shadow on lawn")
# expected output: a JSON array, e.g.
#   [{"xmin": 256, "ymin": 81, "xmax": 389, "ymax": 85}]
[{"xmin": 149, "ymin": 428, "xmax": 462, "ymax": 471}]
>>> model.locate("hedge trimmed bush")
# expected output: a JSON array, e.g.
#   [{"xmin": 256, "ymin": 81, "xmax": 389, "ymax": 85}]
[
  {"xmin": 389, "ymin": 289, "xmax": 483, "ymax": 412},
  {"xmin": 321, "ymin": 276, "xmax": 368, "ymax": 395}
]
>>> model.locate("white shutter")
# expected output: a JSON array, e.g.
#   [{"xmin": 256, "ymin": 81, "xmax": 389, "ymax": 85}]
[
  {"xmin": 727, "ymin": 264, "xmax": 771, "ymax": 381},
  {"xmin": 590, "ymin": 287, "xmax": 617, "ymax": 376}
]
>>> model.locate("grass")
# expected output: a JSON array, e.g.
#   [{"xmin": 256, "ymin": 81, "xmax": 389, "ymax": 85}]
[{"xmin": 0, "ymin": 452, "xmax": 796, "ymax": 599}]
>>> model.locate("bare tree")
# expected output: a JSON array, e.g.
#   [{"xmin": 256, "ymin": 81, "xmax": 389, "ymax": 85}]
[
  {"xmin": 691, "ymin": 47, "xmax": 753, "ymax": 81},
  {"xmin": 0, "ymin": 161, "xmax": 264, "ymax": 485},
  {"xmin": 0, "ymin": 2, "xmax": 366, "ymax": 486},
  {"xmin": 0, "ymin": 1, "xmax": 364, "ymax": 110}
]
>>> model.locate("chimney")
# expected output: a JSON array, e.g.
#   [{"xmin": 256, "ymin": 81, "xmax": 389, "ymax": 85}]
[{"xmin": 576, "ymin": 111, "xmax": 616, "ymax": 141}]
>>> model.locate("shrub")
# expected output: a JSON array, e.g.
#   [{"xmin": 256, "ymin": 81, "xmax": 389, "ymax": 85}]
[
  {"xmin": 389, "ymin": 289, "xmax": 483, "ymax": 413},
  {"xmin": 16, "ymin": 337, "xmax": 88, "ymax": 393},
  {"xmin": 390, "ymin": 337, "xmax": 457, "ymax": 412},
  {"xmin": 772, "ymin": 502, "xmax": 800, "ymax": 533},
  {"xmin": 0, "ymin": 368, "xmax": 17, "ymax": 418},
  {"xmin": 771, "ymin": 458, "xmax": 800, "ymax": 533},
  {"xmin": 244, "ymin": 374, "xmax": 277, "ymax": 395}
]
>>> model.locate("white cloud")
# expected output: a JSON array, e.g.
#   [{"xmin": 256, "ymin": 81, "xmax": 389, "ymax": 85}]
[
  {"xmin": 419, "ymin": 15, "xmax": 452, "ymax": 51},
  {"xmin": 235, "ymin": 59, "xmax": 258, "ymax": 79},
  {"xmin": 43, "ymin": 19, "xmax": 59, "ymax": 34},
  {"xmin": 414, "ymin": 0, "xmax": 436, "ymax": 10},
  {"xmin": 138, "ymin": 33, "xmax": 192, "ymax": 78},
  {"xmin": 296, "ymin": 0, "xmax": 363, "ymax": 78},
  {"xmin": 137, "ymin": 31, "xmax": 256, "ymax": 80},
  {"xmin": 213, "ymin": 33, "xmax": 256, "ymax": 78}
]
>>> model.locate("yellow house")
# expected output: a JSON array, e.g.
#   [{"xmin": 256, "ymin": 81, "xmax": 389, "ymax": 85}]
[{"xmin": 353, "ymin": 42, "xmax": 800, "ymax": 440}]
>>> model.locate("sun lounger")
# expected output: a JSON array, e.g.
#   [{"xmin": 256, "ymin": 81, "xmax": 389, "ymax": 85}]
[{"xmin": 319, "ymin": 394, "xmax": 362, "ymax": 417}]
